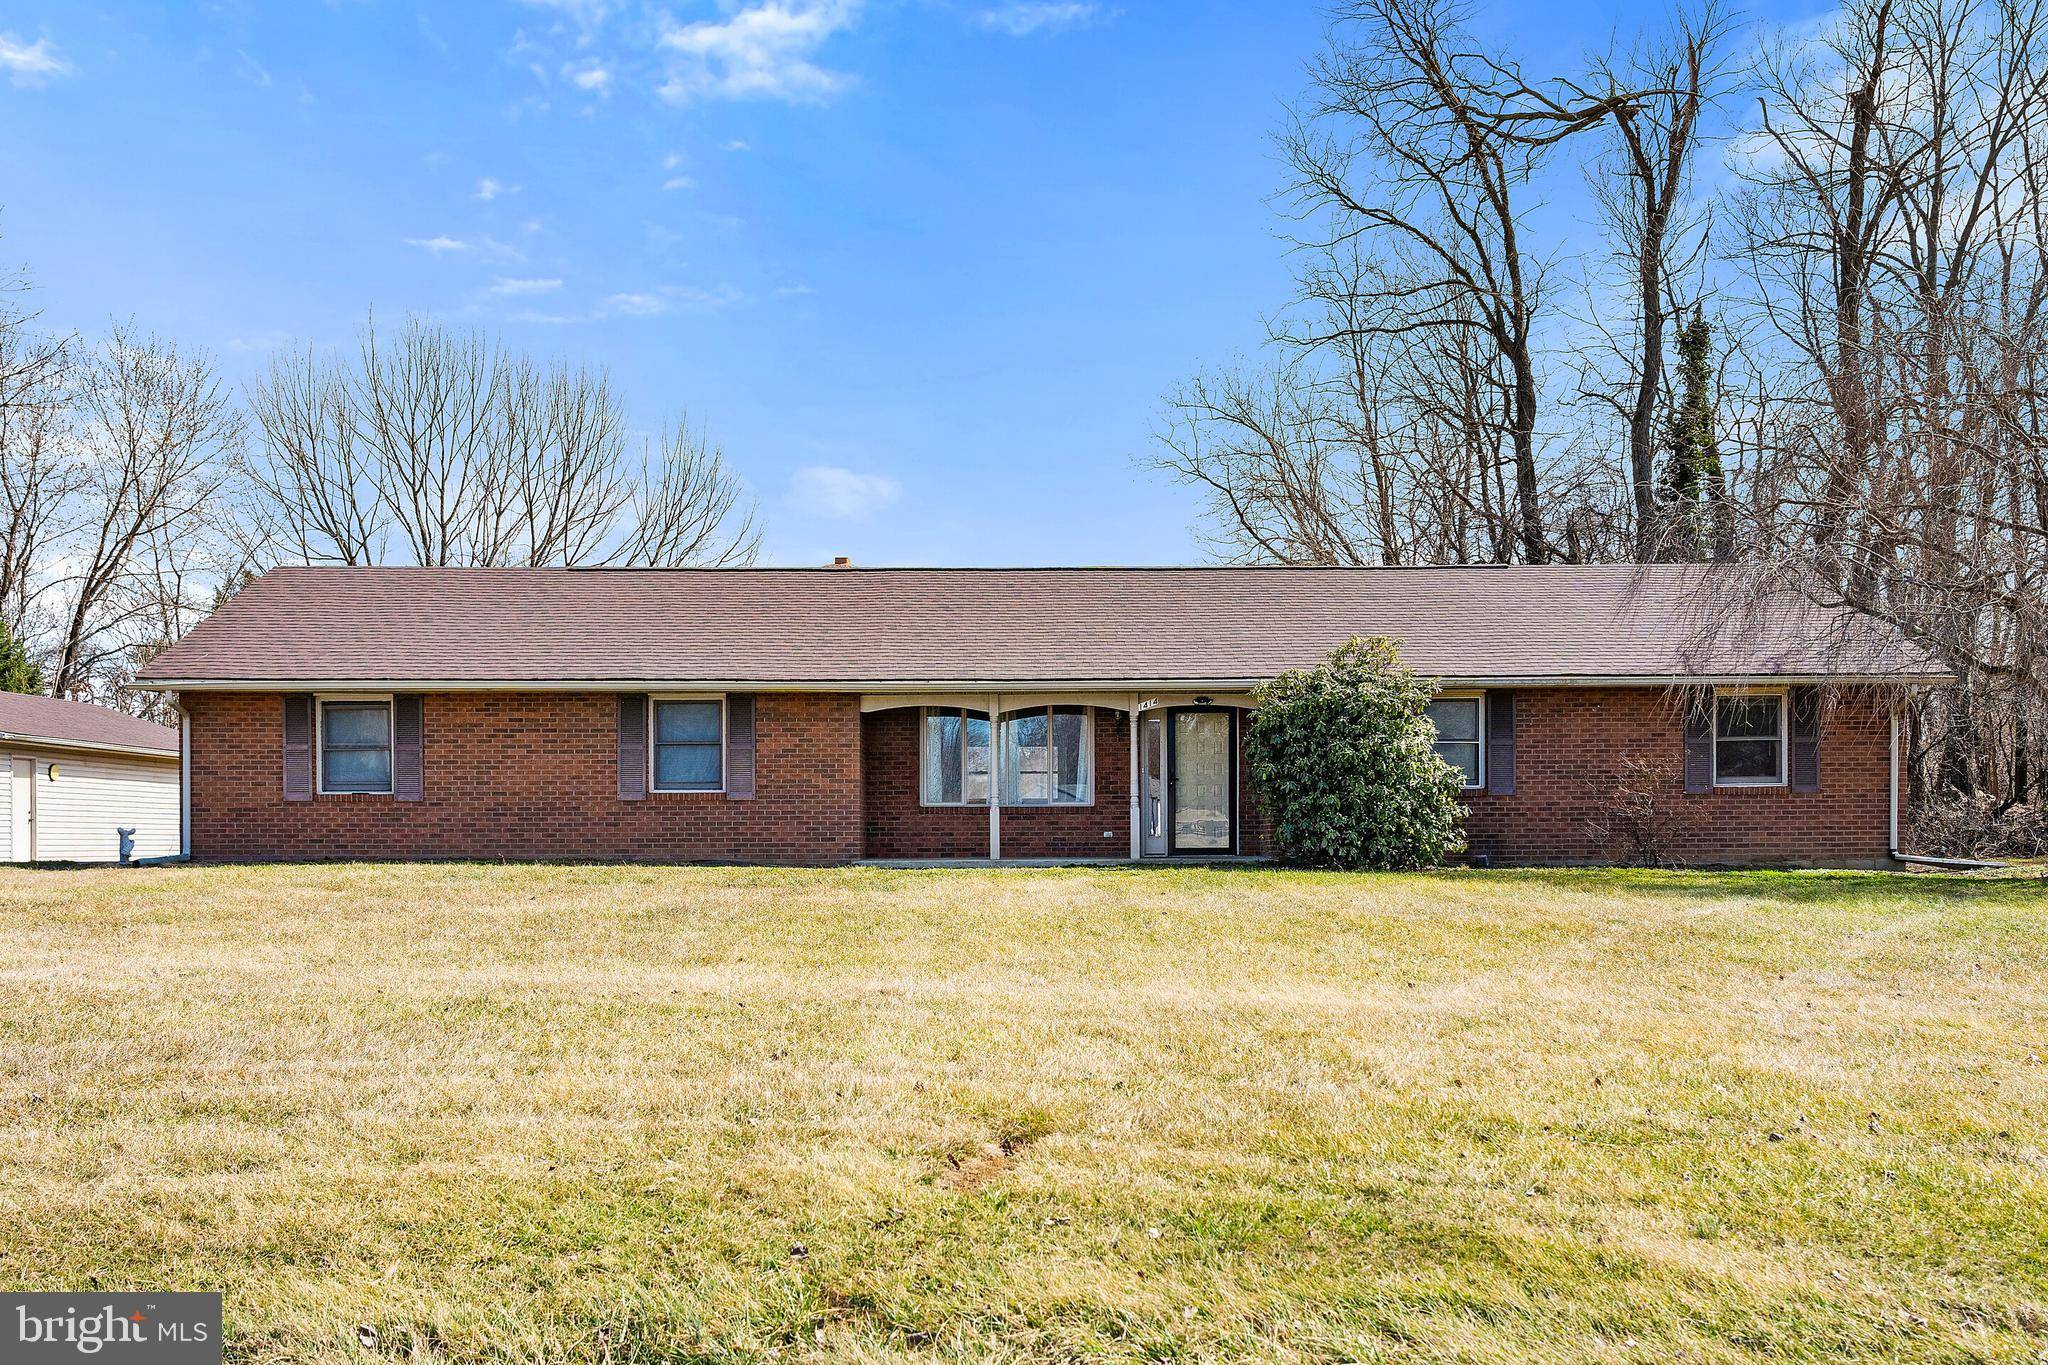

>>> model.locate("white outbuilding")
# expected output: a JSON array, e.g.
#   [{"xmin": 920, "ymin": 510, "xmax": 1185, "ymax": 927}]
[{"xmin": 0, "ymin": 693, "xmax": 180, "ymax": 863}]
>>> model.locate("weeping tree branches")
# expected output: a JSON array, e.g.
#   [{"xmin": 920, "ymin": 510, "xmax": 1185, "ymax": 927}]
[
  {"xmin": 1727, "ymin": 0, "xmax": 2048, "ymax": 800},
  {"xmin": 243, "ymin": 315, "xmax": 759, "ymax": 569}
]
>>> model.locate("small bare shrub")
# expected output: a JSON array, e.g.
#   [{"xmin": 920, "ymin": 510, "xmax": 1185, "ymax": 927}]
[
  {"xmin": 1911, "ymin": 793, "xmax": 2048, "ymax": 860},
  {"xmin": 1587, "ymin": 756, "xmax": 1686, "ymax": 866}
]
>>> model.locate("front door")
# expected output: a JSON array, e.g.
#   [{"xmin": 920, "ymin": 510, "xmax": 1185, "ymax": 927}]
[{"xmin": 1167, "ymin": 708, "xmax": 1235, "ymax": 855}]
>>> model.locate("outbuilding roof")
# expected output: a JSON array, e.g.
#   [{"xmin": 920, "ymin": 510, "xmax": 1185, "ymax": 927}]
[
  {"xmin": 0, "ymin": 691, "xmax": 180, "ymax": 756},
  {"xmin": 135, "ymin": 564, "xmax": 1941, "ymax": 691}
]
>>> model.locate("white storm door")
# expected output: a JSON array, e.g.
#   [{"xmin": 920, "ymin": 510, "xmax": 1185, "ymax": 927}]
[
  {"xmin": 10, "ymin": 757, "xmax": 32, "ymax": 862},
  {"xmin": 1139, "ymin": 715, "xmax": 1168, "ymax": 857}
]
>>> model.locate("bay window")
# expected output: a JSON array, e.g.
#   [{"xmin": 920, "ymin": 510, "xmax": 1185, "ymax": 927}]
[
  {"xmin": 921, "ymin": 707, "xmax": 991, "ymax": 805},
  {"xmin": 1001, "ymin": 706, "xmax": 1091, "ymax": 805},
  {"xmin": 919, "ymin": 705, "xmax": 1092, "ymax": 806}
]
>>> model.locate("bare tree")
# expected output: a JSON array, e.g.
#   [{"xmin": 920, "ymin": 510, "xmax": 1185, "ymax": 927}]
[
  {"xmin": 0, "ymin": 325, "xmax": 76, "ymax": 632},
  {"xmin": 1151, "ymin": 250, "xmax": 1532, "ymax": 567},
  {"xmin": 1726, "ymin": 0, "xmax": 2048, "ymax": 809},
  {"xmin": 1280, "ymin": 0, "xmax": 1641, "ymax": 562},
  {"xmin": 1153, "ymin": 0, "xmax": 2048, "ymax": 840},
  {"xmin": 1583, "ymin": 2, "xmax": 1736, "ymax": 554},
  {"xmin": 242, "ymin": 314, "xmax": 758, "ymax": 568},
  {"xmin": 50, "ymin": 324, "xmax": 240, "ymax": 699}
]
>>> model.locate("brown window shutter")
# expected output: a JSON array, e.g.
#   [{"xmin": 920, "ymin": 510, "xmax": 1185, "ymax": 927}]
[
  {"xmin": 617, "ymin": 693, "xmax": 647, "ymax": 801},
  {"xmin": 393, "ymin": 694, "xmax": 424, "ymax": 801},
  {"xmin": 726, "ymin": 694, "xmax": 756, "ymax": 799},
  {"xmin": 282, "ymin": 694, "xmax": 313, "ymax": 802},
  {"xmin": 1788, "ymin": 686, "xmax": 1821, "ymax": 792},
  {"xmin": 1683, "ymin": 690, "xmax": 1714, "ymax": 794},
  {"xmin": 1484, "ymin": 690, "xmax": 1515, "ymax": 795}
]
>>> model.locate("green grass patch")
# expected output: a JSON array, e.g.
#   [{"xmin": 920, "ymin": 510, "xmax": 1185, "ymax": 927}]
[{"xmin": 0, "ymin": 862, "xmax": 2042, "ymax": 1361}]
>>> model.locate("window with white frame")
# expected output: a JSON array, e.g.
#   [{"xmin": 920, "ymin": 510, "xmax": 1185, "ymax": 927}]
[
  {"xmin": 319, "ymin": 698, "xmax": 392, "ymax": 794},
  {"xmin": 920, "ymin": 707, "xmax": 991, "ymax": 806},
  {"xmin": 1001, "ymin": 706, "xmax": 1091, "ymax": 805},
  {"xmin": 651, "ymin": 698, "xmax": 724, "ymax": 792},
  {"xmin": 1714, "ymin": 690, "xmax": 1785, "ymax": 786},
  {"xmin": 1425, "ymin": 694, "xmax": 1484, "ymax": 789}
]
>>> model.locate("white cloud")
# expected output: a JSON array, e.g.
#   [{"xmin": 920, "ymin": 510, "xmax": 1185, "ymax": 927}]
[
  {"xmin": 602, "ymin": 291, "xmax": 668, "ymax": 316},
  {"xmin": 404, "ymin": 236, "xmax": 526, "ymax": 263},
  {"xmin": 662, "ymin": 175, "xmax": 695, "ymax": 191},
  {"xmin": 723, "ymin": 138, "xmax": 751, "ymax": 152},
  {"xmin": 487, "ymin": 276, "xmax": 563, "ymax": 295},
  {"xmin": 234, "ymin": 49, "xmax": 273, "ymax": 88},
  {"xmin": 565, "ymin": 61, "xmax": 612, "ymax": 93},
  {"xmin": 0, "ymin": 33, "xmax": 73, "ymax": 86},
  {"xmin": 474, "ymin": 177, "xmax": 520, "ymax": 200},
  {"xmin": 788, "ymin": 465, "xmax": 900, "ymax": 520},
  {"xmin": 596, "ymin": 284, "xmax": 744, "ymax": 317},
  {"xmin": 978, "ymin": 2, "xmax": 1103, "ymax": 36},
  {"xmin": 657, "ymin": 1, "xmax": 859, "ymax": 105}
]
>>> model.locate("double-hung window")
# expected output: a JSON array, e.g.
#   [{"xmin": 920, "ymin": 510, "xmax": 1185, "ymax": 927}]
[
  {"xmin": 921, "ymin": 708, "xmax": 992, "ymax": 805},
  {"xmin": 1002, "ymin": 706, "xmax": 1091, "ymax": 805},
  {"xmin": 319, "ymin": 698, "xmax": 393, "ymax": 795},
  {"xmin": 1425, "ymin": 694, "xmax": 1484, "ymax": 789},
  {"xmin": 1714, "ymin": 690, "xmax": 1785, "ymax": 786},
  {"xmin": 652, "ymin": 698, "xmax": 725, "ymax": 792}
]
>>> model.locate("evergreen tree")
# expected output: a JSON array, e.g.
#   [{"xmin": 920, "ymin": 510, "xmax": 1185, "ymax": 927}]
[{"xmin": 0, "ymin": 619, "xmax": 44, "ymax": 695}]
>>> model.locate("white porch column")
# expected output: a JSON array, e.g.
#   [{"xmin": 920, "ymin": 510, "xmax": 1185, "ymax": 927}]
[
  {"xmin": 1127, "ymin": 692, "xmax": 1140, "ymax": 860},
  {"xmin": 988, "ymin": 691, "xmax": 1002, "ymax": 862}
]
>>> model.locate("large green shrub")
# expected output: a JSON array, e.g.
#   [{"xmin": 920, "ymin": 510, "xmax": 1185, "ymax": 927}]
[{"xmin": 1246, "ymin": 636, "xmax": 1467, "ymax": 869}]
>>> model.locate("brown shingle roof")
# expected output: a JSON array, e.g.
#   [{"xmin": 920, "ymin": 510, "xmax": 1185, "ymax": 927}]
[
  {"xmin": 135, "ymin": 564, "xmax": 1941, "ymax": 689},
  {"xmin": 0, "ymin": 691, "xmax": 179, "ymax": 756}
]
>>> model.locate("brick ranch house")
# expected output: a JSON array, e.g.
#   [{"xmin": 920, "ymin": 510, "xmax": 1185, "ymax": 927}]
[{"xmin": 135, "ymin": 564, "xmax": 1943, "ymax": 867}]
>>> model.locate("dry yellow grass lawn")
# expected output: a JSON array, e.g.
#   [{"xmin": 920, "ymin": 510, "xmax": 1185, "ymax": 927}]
[{"xmin": 0, "ymin": 862, "xmax": 2043, "ymax": 1362}]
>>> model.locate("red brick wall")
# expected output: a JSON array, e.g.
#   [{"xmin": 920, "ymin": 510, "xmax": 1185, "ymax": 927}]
[
  {"xmin": 861, "ymin": 706, "xmax": 1133, "ymax": 858},
  {"xmin": 186, "ymin": 691, "xmax": 862, "ymax": 864},
  {"xmin": 1461, "ymin": 687, "xmax": 1897, "ymax": 866},
  {"xmin": 185, "ymin": 686, "xmax": 1897, "ymax": 866}
]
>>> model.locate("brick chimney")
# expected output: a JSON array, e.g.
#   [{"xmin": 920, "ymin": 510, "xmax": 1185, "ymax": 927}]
[{"xmin": 828, "ymin": 556, "xmax": 853, "ymax": 568}]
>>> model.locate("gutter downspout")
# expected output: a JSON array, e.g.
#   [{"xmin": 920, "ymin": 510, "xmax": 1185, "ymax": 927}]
[
  {"xmin": 145, "ymin": 697, "xmax": 194, "ymax": 868},
  {"xmin": 1889, "ymin": 700, "xmax": 1899, "ymax": 858}
]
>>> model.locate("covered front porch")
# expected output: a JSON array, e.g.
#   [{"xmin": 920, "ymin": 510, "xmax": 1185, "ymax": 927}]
[{"xmin": 856, "ymin": 692, "xmax": 1263, "ymax": 862}]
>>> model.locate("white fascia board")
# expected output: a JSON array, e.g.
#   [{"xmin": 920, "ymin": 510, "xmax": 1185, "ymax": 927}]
[{"xmin": 0, "ymin": 731, "xmax": 181, "ymax": 760}]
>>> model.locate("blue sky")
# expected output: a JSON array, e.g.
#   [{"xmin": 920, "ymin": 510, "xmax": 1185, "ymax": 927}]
[{"xmin": 0, "ymin": 0, "xmax": 1804, "ymax": 567}]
